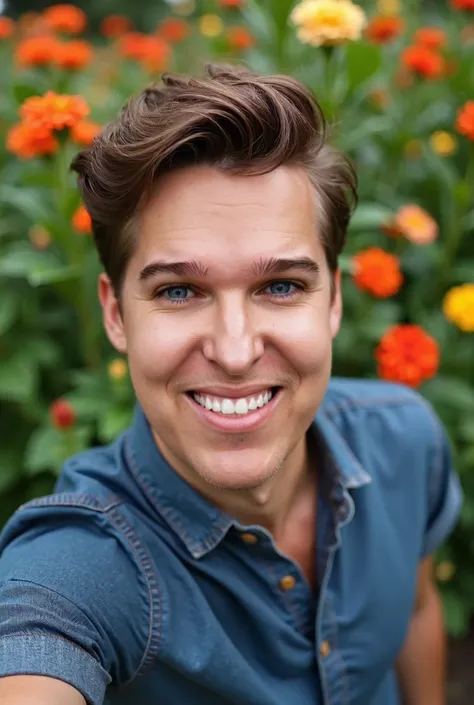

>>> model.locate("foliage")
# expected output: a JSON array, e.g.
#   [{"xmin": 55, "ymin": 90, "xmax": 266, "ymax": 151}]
[{"xmin": 0, "ymin": 0, "xmax": 473, "ymax": 635}]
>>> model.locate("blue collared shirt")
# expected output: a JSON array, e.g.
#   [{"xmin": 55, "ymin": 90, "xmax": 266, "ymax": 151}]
[{"xmin": 0, "ymin": 378, "xmax": 462, "ymax": 705}]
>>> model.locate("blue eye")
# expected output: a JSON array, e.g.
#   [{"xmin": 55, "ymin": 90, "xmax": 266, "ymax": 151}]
[
  {"xmin": 267, "ymin": 281, "xmax": 297, "ymax": 297},
  {"xmin": 162, "ymin": 286, "xmax": 194, "ymax": 301}
]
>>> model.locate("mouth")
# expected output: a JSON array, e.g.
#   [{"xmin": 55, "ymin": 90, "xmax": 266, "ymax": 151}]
[{"xmin": 185, "ymin": 386, "xmax": 282, "ymax": 432}]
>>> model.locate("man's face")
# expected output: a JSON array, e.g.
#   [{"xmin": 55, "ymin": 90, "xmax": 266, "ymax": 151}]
[{"xmin": 100, "ymin": 165, "xmax": 342, "ymax": 491}]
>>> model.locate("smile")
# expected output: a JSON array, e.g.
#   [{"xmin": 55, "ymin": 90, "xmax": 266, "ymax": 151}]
[
  {"xmin": 185, "ymin": 386, "xmax": 281, "ymax": 432},
  {"xmin": 192, "ymin": 389, "xmax": 274, "ymax": 416}
]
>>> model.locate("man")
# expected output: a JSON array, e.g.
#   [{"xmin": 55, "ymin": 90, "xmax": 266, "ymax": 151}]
[{"xmin": 0, "ymin": 64, "xmax": 462, "ymax": 705}]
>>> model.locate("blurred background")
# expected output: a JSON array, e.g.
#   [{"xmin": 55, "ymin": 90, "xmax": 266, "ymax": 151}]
[{"xmin": 0, "ymin": 0, "xmax": 473, "ymax": 700}]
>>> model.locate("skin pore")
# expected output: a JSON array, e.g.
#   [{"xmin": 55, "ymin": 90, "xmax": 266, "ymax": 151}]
[{"xmin": 99, "ymin": 164, "xmax": 342, "ymax": 545}]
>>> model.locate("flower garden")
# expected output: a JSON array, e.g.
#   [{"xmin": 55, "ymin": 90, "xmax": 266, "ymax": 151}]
[{"xmin": 0, "ymin": 0, "xmax": 473, "ymax": 648}]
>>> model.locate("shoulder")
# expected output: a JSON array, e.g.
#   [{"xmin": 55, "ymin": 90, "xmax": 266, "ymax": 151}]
[{"xmin": 322, "ymin": 377, "xmax": 443, "ymax": 444}]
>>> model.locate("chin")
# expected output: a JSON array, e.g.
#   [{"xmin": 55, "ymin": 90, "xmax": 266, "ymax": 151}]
[{"xmin": 194, "ymin": 454, "xmax": 281, "ymax": 492}]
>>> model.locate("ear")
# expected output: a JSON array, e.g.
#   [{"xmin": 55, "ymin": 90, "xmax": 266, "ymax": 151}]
[
  {"xmin": 98, "ymin": 273, "xmax": 127, "ymax": 353},
  {"xmin": 329, "ymin": 269, "xmax": 343, "ymax": 339}
]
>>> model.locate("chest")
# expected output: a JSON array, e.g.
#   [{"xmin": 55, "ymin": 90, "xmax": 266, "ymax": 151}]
[{"xmin": 120, "ymin": 484, "xmax": 422, "ymax": 705}]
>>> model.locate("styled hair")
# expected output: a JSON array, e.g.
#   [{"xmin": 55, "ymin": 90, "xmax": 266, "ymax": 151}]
[{"xmin": 71, "ymin": 63, "xmax": 357, "ymax": 294}]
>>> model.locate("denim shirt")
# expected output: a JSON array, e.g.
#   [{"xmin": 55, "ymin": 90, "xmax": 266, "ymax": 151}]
[{"xmin": 0, "ymin": 378, "xmax": 462, "ymax": 705}]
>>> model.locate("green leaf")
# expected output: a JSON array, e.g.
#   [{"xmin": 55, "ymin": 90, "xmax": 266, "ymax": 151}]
[
  {"xmin": 345, "ymin": 41, "xmax": 382, "ymax": 90},
  {"xmin": 336, "ymin": 116, "xmax": 392, "ymax": 152},
  {"xmin": 24, "ymin": 427, "xmax": 65, "ymax": 475},
  {"xmin": 349, "ymin": 203, "xmax": 393, "ymax": 232},
  {"xmin": 442, "ymin": 591, "xmax": 469, "ymax": 637},
  {"xmin": 0, "ymin": 185, "xmax": 51, "ymax": 222},
  {"xmin": 0, "ymin": 287, "xmax": 18, "ymax": 335},
  {"xmin": 423, "ymin": 377, "xmax": 474, "ymax": 413},
  {"xmin": 0, "ymin": 353, "xmax": 37, "ymax": 403},
  {"xmin": 98, "ymin": 407, "xmax": 134, "ymax": 443},
  {"xmin": 0, "ymin": 449, "xmax": 22, "ymax": 492},
  {"xmin": 12, "ymin": 81, "xmax": 40, "ymax": 106},
  {"xmin": 0, "ymin": 242, "xmax": 80, "ymax": 287}
]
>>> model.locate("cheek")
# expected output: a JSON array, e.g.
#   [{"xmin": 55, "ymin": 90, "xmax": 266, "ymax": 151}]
[
  {"xmin": 273, "ymin": 305, "xmax": 333, "ymax": 374},
  {"xmin": 125, "ymin": 312, "xmax": 195, "ymax": 382}
]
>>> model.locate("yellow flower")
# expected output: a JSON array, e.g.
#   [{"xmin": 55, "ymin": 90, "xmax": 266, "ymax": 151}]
[
  {"xmin": 376, "ymin": 0, "xmax": 401, "ymax": 16},
  {"xmin": 429, "ymin": 131, "xmax": 457, "ymax": 157},
  {"xmin": 199, "ymin": 14, "xmax": 224, "ymax": 38},
  {"xmin": 108, "ymin": 358, "xmax": 128, "ymax": 380},
  {"xmin": 290, "ymin": 0, "xmax": 367, "ymax": 46},
  {"xmin": 435, "ymin": 561, "xmax": 456, "ymax": 582},
  {"xmin": 443, "ymin": 283, "xmax": 474, "ymax": 332}
]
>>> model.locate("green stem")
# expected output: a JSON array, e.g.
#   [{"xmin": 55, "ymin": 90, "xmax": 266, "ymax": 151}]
[{"xmin": 442, "ymin": 144, "xmax": 474, "ymax": 284}]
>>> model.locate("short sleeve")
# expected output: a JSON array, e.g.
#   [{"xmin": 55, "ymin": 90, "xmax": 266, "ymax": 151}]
[
  {"xmin": 0, "ymin": 496, "xmax": 152, "ymax": 705},
  {"xmin": 421, "ymin": 412, "xmax": 463, "ymax": 557}
]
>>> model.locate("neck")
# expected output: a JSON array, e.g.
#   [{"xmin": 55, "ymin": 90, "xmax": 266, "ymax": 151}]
[{"xmin": 157, "ymin": 432, "xmax": 318, "ymax": 539}]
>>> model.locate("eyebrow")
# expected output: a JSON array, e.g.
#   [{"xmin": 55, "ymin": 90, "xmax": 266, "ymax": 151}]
[{"xmin": 138, "ymin": 256, "xmax": 320, "ymax": 282}]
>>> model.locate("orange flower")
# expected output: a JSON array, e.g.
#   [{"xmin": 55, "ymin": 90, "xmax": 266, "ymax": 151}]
[
  {"xmin": 100, "ymin": 14, "xmax": 133, "ymax": 38},
  {"xmin": 50, "ymin": 399, "xmax": 76, "ymax": 429},
  {"xmin": 455, "ymin": 101, "xmax": 474, "ymax": 140},
  {"xmin": 0, "ymin": 16, "xmax": 15, "ymax": 39},
  {"xmin": 42, "ymin": 4, "xmax": 86, "ymax": 34},
  {"xmin": 401, "ymin": 45, "xmax": 444, "ymax": 79},
  {"xmin": 365, "ymin": 15, "xmax": 404, "ymax": 43},
  {"xmin": 118, "ymin": 31, "xmax": 152, "ymax": 59},
  {"xmin": 6, "ymin": 122, "xmax": 58, "ymax": 159},
  {"xmin": 375, "ymin": 324, "xmax": 439, "ymax": 388},
  {"xmin": 451, "ymin": 0, "xmax": 474, "ymax": 8},
  {"xmin": 352, "ymin": 248, "xmax": 403, "ymax": 298},
  {"xmin": 70, "ymin": 119, "xmax": 101, "ymax": 145},
  {"xmin": 140, "ymin": 37, "xmax": 171, "ymax": 73},
  {"xmin": 227, "ymin": 26, "xmax": 256, "ymax": 50},
  {"xmin": 55, "ymin": 39, "xmax": 93, "ymax": 70},
  {"xmin": 158, "ymin": 18, "xmax": 191, "ymax": 43},
  {"xmin": 20, "ymin": 91, "xmax": 89, "ymax": 132},
  {"xmin": 72, "ymin": 205, "xmax": 92, "ymax": 233},
  {"xmin": 414, "ymin": 27, "xmax": 447, "ymax": 50},
  {"xmin": 389, "ymin": 204, "xmax": 438, "ymax": 244},
  {"xmin": 15, "ymin": 35, "xmax": 60, "ymax": 67},
  {"xmin": 219, "ymin": 0, "xmax": 246, "ymax": 6}
]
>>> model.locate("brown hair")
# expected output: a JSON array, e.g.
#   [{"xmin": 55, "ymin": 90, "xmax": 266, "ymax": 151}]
[{"xmin": 71, "ymin": 63, "xmax": 357, "ymax": 294}]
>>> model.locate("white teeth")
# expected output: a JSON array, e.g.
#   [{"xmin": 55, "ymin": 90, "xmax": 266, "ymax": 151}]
[
  {"xmin": 221, "ymin": 399, "xmax": 235, "ymax": 415},
  {"xmin": 192, "ymin": 389, "xmax": 275, "ymax": 416},
  {"xmin": 234, "ymin": 398, "xmax": 248, "ymax": 415}
]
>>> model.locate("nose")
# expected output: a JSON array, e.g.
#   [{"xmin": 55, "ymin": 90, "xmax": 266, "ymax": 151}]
[{"xmin": 202, "ymin": 292, "xmax": 264, "ymax": 376}]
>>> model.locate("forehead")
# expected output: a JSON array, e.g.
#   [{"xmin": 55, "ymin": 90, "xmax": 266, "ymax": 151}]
[{"xmin": 134, "ymin": 165, "xmax": 322, "ymax": 271}]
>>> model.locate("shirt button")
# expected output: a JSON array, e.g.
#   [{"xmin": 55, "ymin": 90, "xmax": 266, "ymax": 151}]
[
  {"xmin": 279, "ymin": 575, "xmax": 296, "ymax": 592},
  {"xmin": 240, "ymin": 532, "xmax": 258, "ymax": 544},
  {"xmin": 320, "ymin": 640, "xmax": 331, "ymax": 658}
]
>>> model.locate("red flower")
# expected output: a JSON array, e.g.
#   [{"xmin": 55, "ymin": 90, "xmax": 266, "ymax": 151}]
[
  {"xmin": 413, "ymin": 27, "xmax": 447, "ymax": 50},
  {"xmin": 42, "ymin": 4, "xmax": 86, "ymax": 34},
  {"xmin": 352, "ymin": 248, "xmax": 403, "ymax": 298},
  {"xmin": 401, "ymin": 45, "xmax": 444, "ymax": 79},
  {"xmin": 50, "ymin": 399, "xmax": 76, "ymax": 429},
  {"xmin": 0, "ymin": 16, "xmax": 15, "ymax": 39},
  {"xmin": 72, "ymin": 205, "xmax": 92, "ymax": 233},
  {"xmin": 375, "ymin": 324, "xmax": 439, "ymax": 388},
  {"xmin": 218, "ymin": 0, "xmax": 246, "ymax": 6},
  {"xmin": 451, "ymin": 0, "xmax": 474, "ymax": 9},
  {"xmin": 365, "ymin": 15, "xmax": 404, "ymax": 44},
  {"xmin": 226, "ymin": 26, "xmax": 255, "ymax": 50},
  {"xmin": 54, "ymin": 39, "xmax": 93, "ymax": 70},
  {"xmin": 455, "ymin": 101, "xmax": 474, "ymax": 140},
  {"xmin": 100, "ymin": 14, "xmax": 132, "ymax": 38},
  {"xmin": 158, "ymin": 18, "xmax": 191, "ymax": 43}
]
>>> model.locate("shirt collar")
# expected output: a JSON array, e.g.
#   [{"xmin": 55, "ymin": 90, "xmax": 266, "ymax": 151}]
[{"xmin": 125, "ymin": 402, "xmax": 371, "ymax": 559}]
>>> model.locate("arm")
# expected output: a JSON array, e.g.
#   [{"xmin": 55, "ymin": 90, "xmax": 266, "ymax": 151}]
[
  {"xmin": 0, "ymin": 675, "xmax": 85, "ymax": 705},
  {"xmin": 395, "ymin": 556, "xmax": 446, "ymax": 705}
]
